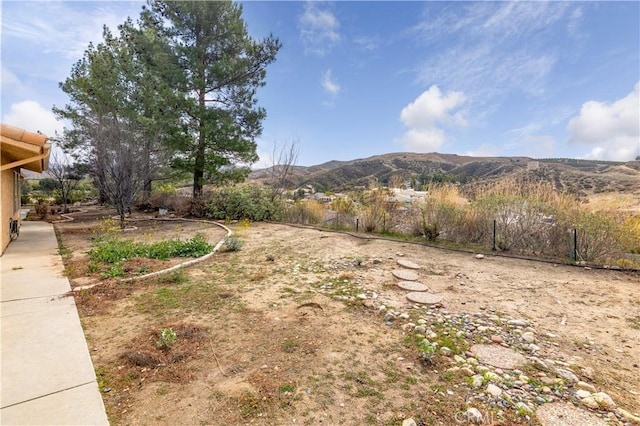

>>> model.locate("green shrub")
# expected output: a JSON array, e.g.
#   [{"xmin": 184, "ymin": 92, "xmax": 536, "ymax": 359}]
[
  {"xmin": 157, "ymin": 328, "xmax": 177, "ymax": 350},
  {"xmin": 204, "ymin": 185, "xmax": 284, "ymax": 221}
]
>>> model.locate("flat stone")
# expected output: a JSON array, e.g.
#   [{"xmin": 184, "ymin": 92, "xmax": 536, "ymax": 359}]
[
  {"xmin": 470, "ymin": 344, "xmax": 527, "ymax": 370},
  {"xmin": 406, "ymin": 292, "xmax": 443, "ymax": 305},
  {"xmin": 537, "ymin": 402, "xmax": 608, "ymax": 426},
  {"xmin": 397, "ymin": 281, "xmax": 429, "ymax": 292},
  {"xmin": 396, "ymin": 259, "xmax": 421, "ymax": 269},
  {"xmin": 392, "ymin": 270, "xmax": 419, "ymax": 281}
]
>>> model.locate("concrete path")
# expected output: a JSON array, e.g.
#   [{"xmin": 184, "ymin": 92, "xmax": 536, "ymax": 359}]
[{"xmin": 1, "ymin": 221, "xmax": 108, "ymax": 425}]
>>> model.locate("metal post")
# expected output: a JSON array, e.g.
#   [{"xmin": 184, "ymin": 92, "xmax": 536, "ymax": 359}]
[
  {"xmin": 573, "ymin": 228, "xmax": 578, "ymax": 262},
  {"xmin": 356, "ymin": 218, "xmax": 359, "ymax": 233},
  {"xmin": 492, "ymin": 219, "xmax": 497, "ymax": 251}
]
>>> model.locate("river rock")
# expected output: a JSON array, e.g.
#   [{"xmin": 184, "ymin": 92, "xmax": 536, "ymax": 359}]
[
  {"xmin": 575, "ymin": 389, "xmax": 591, "ymax": 399},
  {"xmin": 576, "ymin": 381, "xmax": 596, "ymax": 393},
  {"xmin": 592, "ymin": 392, "xmax": 616, "ymax": 410},
  {"xmin": 556, "ymin": 368, "xmax": 579, "ymax": 383},
  {"xmin": 486, "ymin": 383, "xmax": 502, "ymax": 397}
]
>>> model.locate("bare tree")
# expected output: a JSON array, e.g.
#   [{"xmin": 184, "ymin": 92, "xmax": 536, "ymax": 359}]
[
  {"xmin": 91, "ymin": 118, "xmax": 146, "ymax": 229},
  {"xmin": 46, "ymin": 149, "xmax": 85, "ymax": 213},
  {"xmin": 268, "ymin": 139, "xmax": 300, "ymax": 201}
]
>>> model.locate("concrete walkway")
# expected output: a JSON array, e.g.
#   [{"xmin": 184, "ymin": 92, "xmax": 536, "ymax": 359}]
[{"xmin": 1, "ymin": 221, "xmax": 108, "ymax": 425}]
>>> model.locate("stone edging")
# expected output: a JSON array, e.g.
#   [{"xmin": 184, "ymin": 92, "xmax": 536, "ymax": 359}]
[{"xmin": 65, "ymin": 215, "xmax": 232, "ymax": 291}]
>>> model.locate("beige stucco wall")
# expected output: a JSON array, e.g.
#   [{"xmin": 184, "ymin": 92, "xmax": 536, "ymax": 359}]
[{"xmin": 1, "ymin": 156, "xmax": 21, "ymax": 254}]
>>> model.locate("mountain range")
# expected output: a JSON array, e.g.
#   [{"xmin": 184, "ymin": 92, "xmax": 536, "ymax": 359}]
[{"xmin": 249, "ymin": 152, "xmax": 640, "ymax": 196}]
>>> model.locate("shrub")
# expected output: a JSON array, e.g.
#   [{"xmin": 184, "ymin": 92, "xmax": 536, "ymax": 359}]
[
  {"xmin": 205, "ymin": 185, "xmax": 283, "ymax": 221},
  {"xmin": 224, "ymin": 236, "xmax": 244, "ymax": 252},
  {"xmin": 157, "ymin": 328, "xmax": 177, "ymax": 350}
]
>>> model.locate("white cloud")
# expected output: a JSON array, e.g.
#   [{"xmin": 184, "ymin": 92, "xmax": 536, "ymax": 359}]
[
  {"xmin": 298, "ymin": 2, "xmax": 340, "ymax": 56},
  {"xmin": 396, "ymin": 85, "xmax": 466, "ymax": 152},
  {"xmin": 567, "ymin": 82, "xmax": 639, "ymax": 161},
  {"xmin": 321, "ymin": 69, "xmax": 341, "ymax": 96},
  {"xmin": 2, "ymin": 100, "xmax": 64, "ymax": 138},
  {"xmin": 353, "ymin": 35, "xmax": 380, "ymax": 51},
  {"xmin": 465, "ymin": 144, "xmax": 499, "ymax": 157},
  {"xmin": 1, "ymin": 2, "xmax": 140, "ymax": 59}
]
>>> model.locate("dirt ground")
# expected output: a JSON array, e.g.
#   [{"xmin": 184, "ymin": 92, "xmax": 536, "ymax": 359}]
[{"xmin": 55, "ymin": 211, "xmax": 640, "ymax": 425}]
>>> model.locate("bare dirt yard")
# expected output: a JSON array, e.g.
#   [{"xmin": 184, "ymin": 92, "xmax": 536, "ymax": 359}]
[{"xmin": 55, "ymin": 210, "xmax": 640, "ymax": 426}]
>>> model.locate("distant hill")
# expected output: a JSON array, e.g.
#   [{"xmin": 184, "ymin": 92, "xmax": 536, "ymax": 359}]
[{"xmin": 249, "ymin": 153, "xmax": 640, "ymax": 196}]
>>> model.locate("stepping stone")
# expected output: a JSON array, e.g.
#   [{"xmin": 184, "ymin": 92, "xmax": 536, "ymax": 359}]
[
  {"xmin": 469, "ymin": 344, "xmax": 526, "ymax": 370},
  {"xmin": 397, "ymin": 281, "xmax": 429, "ymax": 292},
  {"xmin": 392, "ymin": 270, "xmax": 419, "ymax": 281},
  {"xmin": 536, "ymin": 402, "xmax": 608, "ymax": 426},
  {"xmin": 406, "ymin": 292, "xmax": 442, "ymax": 305},
  {"xmin": 396, "ymin": 259, "xmax": 421, "ymax": 269}
]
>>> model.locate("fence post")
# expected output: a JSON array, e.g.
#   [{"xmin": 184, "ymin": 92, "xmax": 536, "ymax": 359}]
[
  {"xmin": 492, "ymin": 219, "xmax": 497, "ymax": 251},
  {"xmin": 356, "ymin": 218, "xmax": 359, "ymax": 233},
  {"xmin": 573, "ymin": 228, "xmax": 578, "ymax": 262}
]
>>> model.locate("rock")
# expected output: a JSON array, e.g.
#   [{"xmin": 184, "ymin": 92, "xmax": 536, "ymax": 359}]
[
  {"xmin": 402, "ymin": 419, "xmax": 417, "ymax": 426},
  {"xmin": 617, "ymin": 408, "xmax": 640, "ymax": 424},
  {"xmin": 528, "ymin": 344, "xmax": 541, "ymax": 352},
  {"xmin": 466, "ymin": 407, "xmax": 483, "ymax": 424},
  {"xmin": 575, "ymin": 381, "xmax": 596, "ymax": 393},
  {"xmin": 581, "ymin": 396, "xmax": 599, "ymax": 409},
  {"xmin": 491, "ymin": 335, "xmax": 503, "ymax": 344},
  {"xmin": 454, "ymin": 355, "xmax": 466, "ymax": 364},
  {"xmin": 542, "ymin": 386, "xmax": 552, "ymax": 394},
  {"xmin": 521, "ymin": 332, "xmax": 536, "ymax": 343},
  {"xmin": 540, "ymin": 377, "xmax": 562, "ymax": 386},
  {"xmin": 474, "ymin": 254, "xmax": 485, "ymax": 259},
  {"xmin": 414, "ymin": 325, "xmax": 427, "ymax": 334},
  {"xmin": 356, "ymin": 293, "xmax": 367, "ymax": 299},
  {"xmin": 592, "ymin": 392, "xmax": 616, "ymax": 410},
  {"xmin": 392, "ymin": 269, "xmax": 419, "ymax": 281},
  {"xmin": 507, "ymin": 319, "xmax": 530, "ymax": 327},
  {"xmin": 486, "ymin": 383, "xmax": 502, "ymax": 397},
  {"xmin": 575, "ymin": 389, "xmax": 591, "ymax": 399},
  {"xmin": 383, "ymin": 313, "xmax": 396, "ymax": 322},
  {"xmin": 440, "ymin": 347, "xmax": 452, "ymax": 357},
  {"xmin": 397, "ymin": 259, "xmax": 421, "ymax": 269},
  {"xmin": 556, "ymin": 368, "xmax": 578, "ymax": 383}
]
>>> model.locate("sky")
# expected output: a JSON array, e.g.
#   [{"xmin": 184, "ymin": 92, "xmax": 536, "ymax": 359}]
[{"xmin": 1, "ymin": 1, "xmax": 639, "ymax": 167}]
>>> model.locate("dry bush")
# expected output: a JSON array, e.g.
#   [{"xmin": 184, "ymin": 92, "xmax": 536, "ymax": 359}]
[
  {"xmin": 282, "ymin": 200, "xmax": 326, "ymax": 225},
  {"xmin": 358, "ymin": 188, "xmax": 392, "ymax": 232}
]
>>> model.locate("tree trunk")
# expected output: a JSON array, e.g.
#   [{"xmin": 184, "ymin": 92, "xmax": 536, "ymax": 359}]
[{"xmin": 193, "ymin": 59, "xmax": 207, "ymax": 199}]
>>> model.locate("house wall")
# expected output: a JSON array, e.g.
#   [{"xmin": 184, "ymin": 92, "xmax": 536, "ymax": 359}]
[{"xmin": 1, "ymin": 156, "xmax": 21, "ymax": 254}]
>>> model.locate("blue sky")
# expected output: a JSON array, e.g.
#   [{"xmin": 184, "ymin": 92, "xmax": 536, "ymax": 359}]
[{"xmin": 2, "ymin": 1, "xmax": 639, "ymax": 167}]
